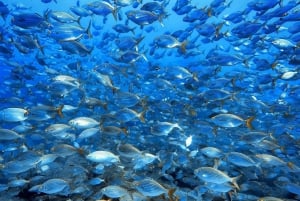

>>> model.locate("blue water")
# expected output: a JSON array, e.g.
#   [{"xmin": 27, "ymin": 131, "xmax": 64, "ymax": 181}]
[{"xmin": 0, "ymin": 0, "xmax": 300, "ymax": 200}]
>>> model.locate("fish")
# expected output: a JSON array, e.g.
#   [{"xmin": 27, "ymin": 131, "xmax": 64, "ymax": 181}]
[
  {"xmin": 223, "ymin": 11, "xmax": 245, "ymax": 23},
  {"xmin": 133, "ymin": 152, "xmax": 160, "ymax": 170},
  {"xmin": 113, "ymin": 108, "xmax": 145, "ymax": 123},
  {"xmin": 255, "ymin": 154, "xmax": 291, "ymax": 168},
  {"xmin": 117, "ymin": 143, "xmax": 142, "ymax": 158},
  {"xmin": 257, "ymin": 197, "xmax": 285, "ymax": 201},
  {"xmin": 28, "ymin": 105, "xmax": 64, "ymax": 120},
  {"xmin": 272, "ymin": 38, "xmax": 297, "ymax": 49},
  {"xmin": 101, "ymin": 185, "xmax": 129, "ymax": 198},
  {"xmin": 70, "ymin": 6, "xmax": 93, "ymax": 17},
  {"xmin": 153, "ymin": 35, "xmax": 187, "ymax": 54},
  {"xmin": 183, "ymin": 8, "xmax": 209, "ymax": 23},
  {"xmin": 49, "ymin": 22, "xmax": 91, "ymax": 42},
  {"xmin": 194, "ymin": 167, "xmax": 240, "ymax": 190},
  {"xmin": 226, "ymin": 152, "xmax": 257, "ymax": 167},
  {"xmin": 60, "ymin": 40, "xmax": 93, "ymax": 56},
  {"xmin": 86, "ymin": 150, "xmax": 120, "ymax": 164},
  {"xmin": 200, "ymin": 147, "xmax": 224, "ymax": 159},
  {"xmin": 52, "ymin": 75, "xmax": 80, "ymax": 88},
  {"xmin": 45, "ymin": 123, "xmax": 71, "ymax": 135},
  {"xmin": 200, "ymin": 89, "xmax": 233, "ymax": 102},
  {"xmin": 115, "ymin": 36, "xmax": 144, "ymax": 51},
  {"xmin": 0, "ymin": 107, "xmax": 29, "ymax": 122},
  {"xmin": 84, "ymin": 1, "xmax": 118, "ymax": 21},
  {"xmin": 91, "ymin": 69, "xmax": 119, "ymax": 92},
  {"xmin": 126, "ymin": 10, "xmax": 161, "ymax": 27},
  {"xmin": 11, "ymin": 12, "xmax": 45, "ymax": 28},
  {"xmin": 113, "ymin": 91, "xmax": 143, "ymax": 108},
  {"xmin": 133, "ymin": 178, "xmax": 168, "ymax": 197},
  {"xmin": 1, "ymin": 0, "xmax": 300, "ymax": 200},
  {"xmin": 151, "ymin": 121, "xmax": 183, "ymax": 136},
  {"xmin": 0, "ymin": 1, "xmax": 9, "ymax": 19},
  {"xmin": 100, "ymin": 126, "xmax": 127, "ymax": 135},
  {"xmin": 0, "ymin": 128, "xmax": 23, "ymax": 141},
  {"xmin": 113, "ymin": 49, "xmax": 148, "ymax": 64},
  {"xmin": 8, "ymin": 179, "xmax": 30, "ymax": 188},
  {"xmin": 112, "ymin": 24, "xmax": 136, "ymax": 34},
  {"xmin": 210, "ymin": 113, "xmax": 255, "ymax": 129},
  {"xmin": 115, "ymin": 0, "xmax": 140, "ymax": 7},
  {"xmin": 29, "ymin": 178, "xmax": 70, "ymax": 195},
  {"xmin": 69, "ymin": 117, "xmax": 99, "ymax": 129},
  {"xmin": 48, "ymin": 10, "xmax": 80, "ymax": 23},
  {"xmin": 77, "ymin": 127, "xmax": 100, "ymax": 142},
  {"xmin": 231, "ymin": 21, "xmax": 262, "ymax": 38}
]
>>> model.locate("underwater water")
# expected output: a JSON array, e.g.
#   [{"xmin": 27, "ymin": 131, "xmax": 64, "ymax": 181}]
[{"xmin": 0, "ymin": 0, "xmax": 300, "ymax": 200}]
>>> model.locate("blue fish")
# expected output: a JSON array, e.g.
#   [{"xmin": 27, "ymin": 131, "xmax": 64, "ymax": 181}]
[
  {"xmin": 11, "ymin": 12, "xmax": 45, "ymax": 28},
  {"xmin": 0, "ymin": 1, "xmax": 9, "ymax": 19},
  {"xmin": 0, "ymin": 0, "xmax": 300, "ymax": 201},
  {"xmin": 126, "ymin": 10, "xmax": 161, "ymax": 26}
]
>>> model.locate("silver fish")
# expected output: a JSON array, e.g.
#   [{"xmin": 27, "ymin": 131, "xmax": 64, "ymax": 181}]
[
  {"xmin": 86, "ymin": 150, "xmax": 120, "ymax": 164},
  {"xmin": 0, "ymin": 108, "xmax": 29, "ymax": 122}
]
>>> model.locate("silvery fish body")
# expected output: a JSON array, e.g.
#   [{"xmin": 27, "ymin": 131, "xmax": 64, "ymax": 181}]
[
  {"xmin": 134, "ymin": 178, "xmax": 168, "ymax": 197},
  {"xmin": 1, "ymin": 0, "xmax": 300, "ymax": 200},
  {"xmin": 101, "ymin": 185, "xmax": 129, "ymax": 198},
  {"xmin": 69, "ymin": 117, "xmax": 99, "ymax": 129},
  {"xmin": 30, "ymin": 178, "xmax": 70, "ymax": 195},
  {"xmin": 0, "ymin": 108, "xmax": 28, "ymax": 122},
  {"xmin": 86, "ymin": 151, "xmax": 120, "ymax": 164},
  {"xmin": 0, "ymin": 129, "xmax": 23, "ymax": 140},
  {"xmin": 194, "ymin": 167, "xmax": 240, "ymax": 189}
]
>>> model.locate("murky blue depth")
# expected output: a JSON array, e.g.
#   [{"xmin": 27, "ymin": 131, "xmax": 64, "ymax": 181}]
[{"xmin": 0, "ymin": 0, "xmax": 300, "ymax": 200}]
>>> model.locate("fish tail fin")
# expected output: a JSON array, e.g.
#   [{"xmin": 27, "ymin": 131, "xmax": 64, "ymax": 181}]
[
  {"xmin": 246, "ymin": 116, "xmax": 255, "ymax": 129},
  {"xmin": 158, "ymin": 14, "xmax": 166, "ymax": 27},
  {"xmin": 102, "ymin": 102, "xmax": 108, "ymax": 110},
  {"xmin": 231, "ymin": 175, "xmax": 241, "ymax": 190},
  {"xmin": 56, "ymin": 105, "xmax": 64, "ymax": 118},
  {"xmin": 131, "ymin": 27, "xmax": 136, "ymax": 35},
  {"xmin": 180, "ymin": 40, "xmax": 188, "ymax": 54},
  {"xmin": 141, "ymin": 53, "xmax": 148, "ymax": 62},
  {"xmin": 121, "ymin": 128, "xmax": 128, "ymax": 135},
  {"xmin": 86, "ymin": 20, "xmax": 92, "ymax": 39},
  {"xmin": 112, "ymin": 87, "xmax": 119, "ymax": 94},
  {"xmin": 230, "ymin": 78, "xmax": 237, "ymax": 88},
  {"xmin": 38, "ymin": 45, "xmax": 45, "ymax": 55},
  {"xmin": 136, "ymin": 36, "xmax": 145, "ymax": 46},
  {"xmin": 286, "ymin": 162, "xmax": 296, "ymax": 171},
  {"xmin": 43, "ymin": 9, "xmax": 51, "ymax": 21},
  {"xmin": 77, "ymin": 16, "xmax": 82, "ymax": 25},
  {"xmin": 168, "ymin": 188, "xmax": 178, "ymax": 201},
  {"xmin": 192, "ymin": 73, "xmax": 199, "ymax": 82},
  {"xmin": 138, "ymin": 111, "xmax": 146, "ymax": 123},
  {"xmin": 112, "ymin": 6, "xmax": 119, "ymax": 21},
  {"xmin": 230, "ymin": 91, "xmax": 239, "ymax": 101}
]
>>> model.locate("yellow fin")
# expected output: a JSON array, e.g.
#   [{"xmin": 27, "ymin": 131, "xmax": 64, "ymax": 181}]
[
  {"xmin": 56, "ymin": 105, "xmax": 64, "ymax": 118},
  {"xmin": 246, "ymin": 116, "xmax": 255, "ymax": 129},
  {"xmin": 180, "ymin": 40, "xmax": 188, "ymax": 54}
]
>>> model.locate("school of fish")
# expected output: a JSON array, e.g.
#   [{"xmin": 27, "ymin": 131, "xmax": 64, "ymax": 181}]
[{"xmin": 0, "ymin": 0, "xmax": 300, "ymax": 200}]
